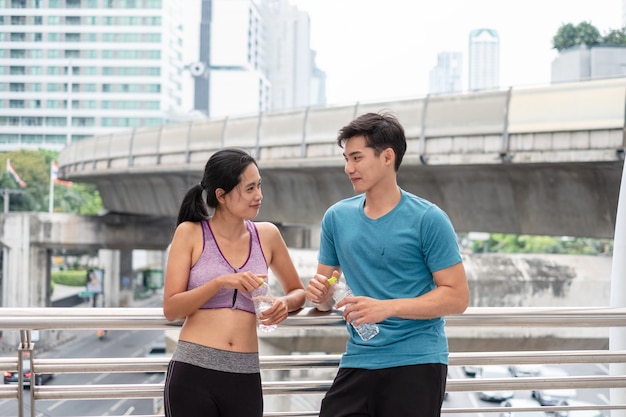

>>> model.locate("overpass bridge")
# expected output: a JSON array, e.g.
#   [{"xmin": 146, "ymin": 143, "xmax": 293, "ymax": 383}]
[{"xmin": 58, "ymin": 77, "xmax": 626, "ymax": 241}]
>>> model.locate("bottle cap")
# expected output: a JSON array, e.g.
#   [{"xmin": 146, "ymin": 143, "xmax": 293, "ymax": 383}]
[{"xmin": 327, "ymin": 272, "xmax": 340, "ymax": 285}]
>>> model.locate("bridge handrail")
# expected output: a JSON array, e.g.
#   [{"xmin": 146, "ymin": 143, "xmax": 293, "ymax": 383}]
[
  {"xmin": 0, "ymin": 306, "xmax": 624, "ymax": 329},
  {"xmin": 0, "ymin": 306, "xmax": 624, "ymax": 417}
]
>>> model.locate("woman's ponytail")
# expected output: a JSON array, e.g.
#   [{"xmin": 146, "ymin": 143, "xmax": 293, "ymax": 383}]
[{"xmin": 176, "ymin": 184, "xmax": 209, "ymax": 226}]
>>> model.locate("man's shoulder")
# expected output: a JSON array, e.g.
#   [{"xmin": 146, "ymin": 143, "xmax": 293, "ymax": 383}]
[
  {"xmin": 329, "ymin": 194, "xmax": 363, "ymax": 210},
  {"xmin": 400, "ymin": 189, "xmax": 435, "ymax": 209}
]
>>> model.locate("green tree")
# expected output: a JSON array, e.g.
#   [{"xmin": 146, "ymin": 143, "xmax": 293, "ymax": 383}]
[
  {"xmin": 553, "ymin": 21, "xmax": 626, "ymax": 51},
  {"xmin": 576, "ymin": 21, "xmax": 601, "ymax": 46},
  {"xmin": 602, "ymin": 28, "xmax": 626, "ymax": 45},
  {"xmin": 470, "ymin": 233, "xmax": 612, "ymax": 255},
  {"xmin": 553, "ymin": 22, "xmax": 579, "ymax": 51},
  {"xmin": 0, "ymin": 149, "xmax": 103, "ymax": 215}
]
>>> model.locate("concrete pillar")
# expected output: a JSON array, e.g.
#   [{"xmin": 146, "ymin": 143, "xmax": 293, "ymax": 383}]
[
  {"xmin": 98, "ymin": 249, "xmax": 135, "ymax": 307},
  {"xmin": 610, "ymin": 160, "xmax": 626, "ymax": 416},
  {"xmin": 0, "ymin": 214, "xmax": 48, "ymax": 308},
  {"xmin": 119, "ymin": 250, "xmax": 134, "ymax": 307},
  {"xmin": 98, "ymin": 249, "xmax": 120, "ymax": 307},
  {"xmin": 0, "ymin": 214, "xmax": 50, "ymax": 347}
]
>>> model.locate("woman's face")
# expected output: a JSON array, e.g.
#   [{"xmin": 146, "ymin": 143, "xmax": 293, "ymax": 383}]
[{"xmin": 223, "ymin": 163, "xmax": 263, "ymax": 218}]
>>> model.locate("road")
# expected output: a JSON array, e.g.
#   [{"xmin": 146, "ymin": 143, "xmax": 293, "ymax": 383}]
[
  {"xmin": 444, "ymin": 364, "xmax": 610, "ymax": 417},
  {"xmin": 0, "ymin": 328, "xmax": 166, "ymax": 416}
]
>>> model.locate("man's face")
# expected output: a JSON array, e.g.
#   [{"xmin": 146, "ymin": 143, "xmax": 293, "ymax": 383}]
[{"xmin": 342, "ymin": 135, "xmax": 388, "ymax": 194}]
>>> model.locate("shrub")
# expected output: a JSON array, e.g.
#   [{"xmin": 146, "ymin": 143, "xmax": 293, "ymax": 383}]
[{"xmin": 51, "ymin": 270, "xmax": 87, "ymax": 287}]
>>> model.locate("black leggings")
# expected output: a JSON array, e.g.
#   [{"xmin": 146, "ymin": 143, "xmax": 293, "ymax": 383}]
[
  {"xmin": 163, "ymin": 343, "xmax": 262, "ymax": 417},
  {"xmin": 164, "ymin": 361, "xmax": 263, "ymax": 417}
]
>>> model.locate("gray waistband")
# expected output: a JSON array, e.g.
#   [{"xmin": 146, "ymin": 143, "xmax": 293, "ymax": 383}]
[{"xmin": 172, "ymin": 340, "xmax": 260, "ymax": 374}]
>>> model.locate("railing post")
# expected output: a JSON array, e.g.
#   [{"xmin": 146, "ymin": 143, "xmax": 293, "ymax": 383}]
[
  {"xmin": 610, "ymin": 157, "xmax": 626, "ymax": 417},
  {"xmin": 18, "ymin": 330, "xmax": 34, "ymax": 417}
]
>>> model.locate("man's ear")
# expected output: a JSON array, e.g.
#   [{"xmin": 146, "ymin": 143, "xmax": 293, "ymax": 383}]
[{"xmin": 383, "ymin": 148, "xmax": 395, "ymax": 166}]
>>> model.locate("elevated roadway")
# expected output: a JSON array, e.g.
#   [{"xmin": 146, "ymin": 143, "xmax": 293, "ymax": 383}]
[{"xmin": 58, "ymin": 77, "xmax": 626, "ymax": 240}]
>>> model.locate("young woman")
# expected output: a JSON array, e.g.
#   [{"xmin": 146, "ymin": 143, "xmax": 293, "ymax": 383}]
[{"xmin": 163, "ymin": 148, "xmax": 306, "ymax": 417}]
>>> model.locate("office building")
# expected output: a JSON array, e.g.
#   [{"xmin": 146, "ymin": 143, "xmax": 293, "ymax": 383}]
[
  {"xmin": 0, "ymin": 0, "xmax": 186, "ymax": 152},
  {"xmin": 200, "ymin": 0, "xmax": 324, "ymax": 118},
  {"xmin": 207, "ymin": 0, "xmax": 269, "ymax": 118},
  {"xmin": 429, "ymin": 51, "xmax": 463, "ymax": 95},
  {"xmin": 264, "ymin": 0, "xmax": 311, "ymax": 112},
  {"xmin": 309, "ymin": 50, "xmax": 326, "ymax": 107},
  {"xmin": 468, "ymin": 28, "xmax": 500, "ymax": 91}
]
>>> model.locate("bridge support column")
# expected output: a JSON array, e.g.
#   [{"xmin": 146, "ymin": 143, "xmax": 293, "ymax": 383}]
[
  {"xmin": 0, "ymin": 214, "xmax": 50, "ymax": 347},
  {"xmin": 98, "ymin": 249, "xmax": 134, "ymax": 307},
  {"xmin": 610, "ymin": 161, "xmax": 626, "ymax": 416}
]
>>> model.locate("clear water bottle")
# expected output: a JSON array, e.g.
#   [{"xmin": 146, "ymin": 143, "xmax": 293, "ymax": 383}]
[
  {"xmin": 328, "ymin": 273, "xmax": 379, "ymax": 341},
  {"xmin": 250, "ymin": 281, "xmax": 277, "ymax": 333}
]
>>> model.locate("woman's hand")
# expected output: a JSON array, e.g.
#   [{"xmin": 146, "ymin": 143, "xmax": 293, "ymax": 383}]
[{"xmin": 218, "ymin": 272, "xmax": 267, "ymax": 292}]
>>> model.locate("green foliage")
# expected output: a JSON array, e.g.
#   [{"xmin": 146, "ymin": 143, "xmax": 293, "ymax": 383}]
[
  {"xmin": 553, "ymin": 21, "xmax": 626, "ymax": 51},
  {"xmin": 51, "ymin": 270, "xmax": 88, "ymax": 286},
  {"xmin": 576, "ymin": 21, "xmax": 601, "ymax": 46},
  {"xmin": 469, "ymin": 233, "xmax": 613, "ymax": 255},
  {"xmin": 553, "ymin": 23, "xmax": 579, "ymax": 51},
  {"xmin": 602, "ymin": 28, "xmax": 626, "ymax": 45},
  {"xmin": 0, "ymin": 149, "xmax": 103, "ymax": 215}
]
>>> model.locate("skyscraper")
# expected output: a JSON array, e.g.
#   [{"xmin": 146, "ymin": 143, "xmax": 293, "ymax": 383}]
[
  {"xmin": 0, "ymin": 0, "xmax": 186, "ymax": 152},
  {"xmin": 429, "ymin": 51, "xmax": 463, "ymax": 95},
  {"xmin": 264, "ymin": 0, "xmax": 311, "ymax": 112},
  {"xmin": 468, "ymin": 28, "xmax": 500, "ymax": 91},
  {"xmin": 203, "ymin": 0, "xmax": 324, "ymax": 117},
  {"xmin": 208, "ymin": 0, "xmax": 270, "ymax": 118}
]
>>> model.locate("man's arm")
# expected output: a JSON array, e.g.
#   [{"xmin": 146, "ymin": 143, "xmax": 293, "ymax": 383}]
[{"xmin": 338, "ymin": 262, "xmax": 469, "ymax": 326}]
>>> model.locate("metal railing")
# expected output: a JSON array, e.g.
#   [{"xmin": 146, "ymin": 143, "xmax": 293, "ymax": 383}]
[{"xmin": 0, "ymin": 306, "xmax": 625, "ymax": 417}]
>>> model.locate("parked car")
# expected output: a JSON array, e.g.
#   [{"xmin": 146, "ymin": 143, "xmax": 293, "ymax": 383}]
[
  {"xmin": 531, "ymin": 366, "xmax": 577, "ymax": 406},
  {"xmin": 509, "ymin": 364, "xmax": 543, "ymax": 377},
  {"xmin": 3, "ymin": 359, "xmax": 54, "ymax": 387},
  {"xmin": 500, "ymin": 398, "xmax": 548, "ymax": 417},
  {"xmin": 555, "ymin": 399, "xmax": 606, "ymax": 417},
  {"xmin": 476, "ymin": 365, "xmax": 515, "ymax": 402},
  {"xmin": 462, "ymin": 365, "xmax": 482, "ymax": 377},
  {"xmin": 144, "ymin": 342, "xmax": 168, "ymax": 374}
]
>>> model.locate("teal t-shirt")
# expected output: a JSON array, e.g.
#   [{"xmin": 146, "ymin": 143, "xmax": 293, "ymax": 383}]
[{"xmin": 318, "ymin": 189, "xmax": 462, "ymax": 369}]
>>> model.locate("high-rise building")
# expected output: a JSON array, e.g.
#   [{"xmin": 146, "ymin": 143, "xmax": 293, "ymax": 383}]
[
  {"xmin": 202, "ymin": 0, "xmax": 324, "ymax": 117},
  {"xmin": 0, "ymin": 0, "xmax": 186, "ymax": 152},
  {"xmin": 264, "ymin": 0, "xmax": 311, "ymax": 112},
  {"xmin": 208, "ymin": 0, "xmax": 269, "ymax": 118},
  {"xmin": 428, "ymin": 51, "xmax": 463, "ymax": 95},
  {"xmin": 309, "ymin": 50, "xmax": 326, "ymax": 107},
  {"xmin": 468, "ymin": 28, "xmax": 500, "ymax": 91}
]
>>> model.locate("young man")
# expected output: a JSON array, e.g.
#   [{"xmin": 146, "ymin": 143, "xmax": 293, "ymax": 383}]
[{"xmin": 306, "ymin": 112, "xmax": 469, "ymax": 417}]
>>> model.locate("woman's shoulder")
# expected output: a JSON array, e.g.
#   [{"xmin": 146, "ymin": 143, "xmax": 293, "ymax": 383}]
[
  {"xmin": 174, "ymin": 220, "xmax": 204, "ymax": 239},
  {"xmin": 250, "ymin": 220, "xmax": 280, "ymax": 235}
]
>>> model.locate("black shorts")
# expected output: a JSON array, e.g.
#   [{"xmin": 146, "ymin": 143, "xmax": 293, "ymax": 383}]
[{"xmin": 319, "ymin": 363, "xmax": 448, "ymax": 417}]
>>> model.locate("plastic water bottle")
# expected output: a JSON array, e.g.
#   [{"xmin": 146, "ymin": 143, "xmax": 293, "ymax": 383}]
[
  {"xmin": 328, "ymin": 273, "xmax": 379, "ymax": 341},
  {"xmin": 251, "ymin": 281, "xmax": 277, "ymax": 333}
]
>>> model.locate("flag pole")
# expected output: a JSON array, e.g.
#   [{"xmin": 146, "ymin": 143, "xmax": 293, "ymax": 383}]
[
  {"xmin": 5, "ymin": 160, "xmax": 9, "ymax": 213},
  {"xmin": 48, "ymin": 161, "xmax": 54, "ymax": 213}
]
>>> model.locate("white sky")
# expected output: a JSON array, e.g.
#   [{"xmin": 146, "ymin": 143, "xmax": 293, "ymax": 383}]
[
  {"xmin": 183, "ymin": 0, "xmax": 624, "ymax": 108},
  {"xmin": 288, "ymin": 0, "xmax": 624, "ymax": 105}
]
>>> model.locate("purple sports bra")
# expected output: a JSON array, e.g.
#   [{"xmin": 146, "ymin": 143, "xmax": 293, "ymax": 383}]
[{"xmin": 187, "ymin": 220, "xmax": 269, "ymax": 313}]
